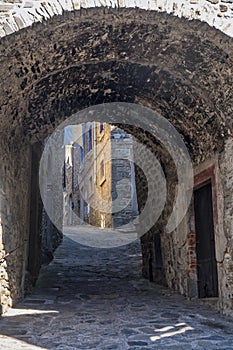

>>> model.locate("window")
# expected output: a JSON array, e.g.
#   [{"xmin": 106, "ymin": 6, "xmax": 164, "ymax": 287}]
[
  {"xmin": 80, "ymin": 147, "xmax": 84, "ymax": 165},
  {"xmin": 80, "ymin": 186, "xmax": 84, "ymax": 200},
  {"xmin": 89, "ymin": 176, "xmax": 93, "ymax": 196},
  {"xmin": 63, "ymin": 161, "xmax": 66, "ymax": 189},
  {"xmin": 100, "ymin": 123, "xmax": 104, "ymax": 133},
  {"xmin": 100, "ymin": 160, "xmax": 105, "ymax": 179},
  {"xmin": 88, "ymin": 126, "xmax": 92, "ymax": 151},
  {"xmin": 99, "ymin": 159, "xmax": 106, "ymax": 185},
  {"xmin": 82, "ymin": 124, "xmax": 85, "ymax": 155}
]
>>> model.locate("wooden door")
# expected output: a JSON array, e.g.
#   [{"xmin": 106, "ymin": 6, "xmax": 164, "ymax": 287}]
[{"xmin": 194, "ymin": 182, "xmax": 218, "ymax": 298}]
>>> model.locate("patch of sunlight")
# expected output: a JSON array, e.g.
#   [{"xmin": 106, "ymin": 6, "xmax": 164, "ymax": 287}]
[
  {"xmin": 150, "ymin": 323, "xmax": 194, "ymax": 341},
  {"xmin": 4, "ymin": 308, "xmax": 59, "ymax": 317},
  {"xmin": 154, "ymin": 325, "xmax": 175, "ymax": 332},
  {"xmin": 128, "ymin": 254, "xmax": 142, "ymax": 257},
  {"xmin": 0, "ymin": 336, "xmax": 47, "ymax": 349}
]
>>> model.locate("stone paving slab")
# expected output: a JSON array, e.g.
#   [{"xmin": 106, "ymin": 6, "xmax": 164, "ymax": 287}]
[{"xmin": 0, "ymin": 233, "xmax": 232, "ymax": 349}]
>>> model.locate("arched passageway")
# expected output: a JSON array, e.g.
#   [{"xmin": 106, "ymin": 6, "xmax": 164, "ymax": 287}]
[{"xmin": 0, "ymin": 6, "xmax": 233, "ymax": 321}]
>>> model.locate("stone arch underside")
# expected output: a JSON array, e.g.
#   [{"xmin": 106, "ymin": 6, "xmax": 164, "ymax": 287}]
[
  {"xmin": 0, "ymin": 9, "xmax": 232, "ymax": 149},
  {"xmin": 0, "ymin": 0, "xmax": 233, "ymax": 38},
  {"xmin": 0, "ymin": 8, "xmax": 233, "ymax": 315}
]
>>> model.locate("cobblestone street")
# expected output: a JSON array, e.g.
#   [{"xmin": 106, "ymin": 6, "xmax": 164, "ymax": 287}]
[{"xmin": 0, "ymin": 230, "xmax": 232, "ymax": 350}]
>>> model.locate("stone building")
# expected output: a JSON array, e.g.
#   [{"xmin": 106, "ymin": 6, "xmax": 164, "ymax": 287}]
[
  {"xmin": 0, "ymin": 0, "xmax": 233, "ymax": 317},
  {"xmin": 63, "ymin": 122, "xmax": 138, "ymax": 229}
]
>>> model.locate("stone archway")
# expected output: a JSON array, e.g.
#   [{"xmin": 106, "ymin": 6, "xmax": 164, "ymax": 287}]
[
  {"xmin": 0, "ymin": 0, "xmax": 232, "ymax": 38},
  {"xmin": 0, "ymin": 8, "xmax": 233, "ymax": 315}
]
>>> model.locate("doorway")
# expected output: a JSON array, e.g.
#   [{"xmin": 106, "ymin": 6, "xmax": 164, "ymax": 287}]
[{"xmin": 194, "ymin": 182, "xmax": 218, "ymax": 298}]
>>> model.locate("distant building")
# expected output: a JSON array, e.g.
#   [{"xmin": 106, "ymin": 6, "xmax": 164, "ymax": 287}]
[{"xmin": 63, "ymin": 123, "xmax": 138, "ymax": 229}]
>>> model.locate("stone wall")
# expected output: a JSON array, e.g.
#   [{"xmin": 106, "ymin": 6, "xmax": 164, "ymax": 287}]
[
  {"xmin": 134, "ymin": 133, "xmax": 177, "ymax": 284},
  {"xmin": 139, "ymin": 138, "xmax": 233, "ymax": 316},
  {"xmin": 0, "ymin": 0, "xmax": 232, "ymax": 38},
  {"xmin": 76, "ymin": 122, "xmax": 113, "ymax": 227},
  {"xmin": 219, "ymin": 138, "xmax": 233, "ymax": 316},
  {"xmin": 0, "ymin": 132, "xmax": 63, "ymax": 314},
  {"xmin": 0, "ymin": 135, "xmax": 31, "ymax": 314},
  {"xmin": 92, "ymin": 123, "xmax": 112, "ymax": 228},
  {"xmin": 39, "ymin": 131, "xmax": 64, "ymax": 262},
  {"xmin": 111, "ymin": 129, "xmax": 138, "ymax": 228}
]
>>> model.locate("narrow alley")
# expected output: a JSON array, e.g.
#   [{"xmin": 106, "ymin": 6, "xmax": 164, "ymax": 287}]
[{"xmin": 0, "ymin": 229, "xmax": 232, "ymax": 350}]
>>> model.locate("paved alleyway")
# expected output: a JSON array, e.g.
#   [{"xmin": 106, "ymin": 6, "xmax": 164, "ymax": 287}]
[{"xmin": 0, "ymin": 230, "xmax": 232, "ymax": 350}]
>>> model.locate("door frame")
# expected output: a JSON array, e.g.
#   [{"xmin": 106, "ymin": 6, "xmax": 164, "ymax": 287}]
[{"xmin": 194, "ymin": 165, "xmax": 218, "ymax": 233}]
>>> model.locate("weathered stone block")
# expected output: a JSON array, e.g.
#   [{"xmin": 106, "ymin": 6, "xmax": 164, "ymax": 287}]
[{"xmin": 220, "ymin": 4, "xmax": 228, "ymax": 11}]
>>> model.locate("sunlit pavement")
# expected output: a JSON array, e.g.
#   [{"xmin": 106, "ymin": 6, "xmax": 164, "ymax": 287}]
[
  {"xmin": 0, "ymin": 230, "xmax": 233, "ymax": 350},
  {"xmin": 63, "ymin": 225, "xmax": 138, "ymax": 248}
]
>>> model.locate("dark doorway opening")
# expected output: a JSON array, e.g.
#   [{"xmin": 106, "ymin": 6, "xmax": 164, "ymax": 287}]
[{"xmin": 194, "ymin": 182, "xmax": 218, "ymax": 298}]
